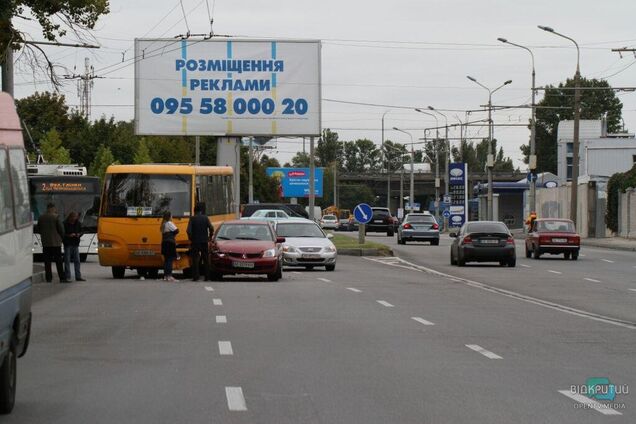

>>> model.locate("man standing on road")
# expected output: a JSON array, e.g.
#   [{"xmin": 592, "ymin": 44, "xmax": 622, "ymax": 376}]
[
  {"xmin": 187, "ymin": 203, "xmax": 214, "ymax": 281},
  {"xmin": 38, "ymin": 203, "xmax": 68, "ymax": 283},
  {"xmin": 63, "ymin": 211, "xmax": 86, "ymax": 282}
]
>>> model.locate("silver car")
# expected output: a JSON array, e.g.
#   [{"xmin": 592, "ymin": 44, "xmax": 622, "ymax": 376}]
[
  {"xmin": 275, "ymin": 219, "xmax": 337, "ymax": 271},
  {"xmin": 397, "ymin": 212, "xmax": 440, "ymax": 245}
]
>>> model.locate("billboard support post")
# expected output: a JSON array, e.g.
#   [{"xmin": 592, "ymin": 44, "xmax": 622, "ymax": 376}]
[
  {"xmin": 195, "ymin": 135, "xmax": 200, "ymax": 165},
  {"xmin": 248, "ymin": 137, "xmax": 254, "ymax": 203},
  {"xmin": 309, "ymin": 136, "xmax": 315, "ymax": 220}
]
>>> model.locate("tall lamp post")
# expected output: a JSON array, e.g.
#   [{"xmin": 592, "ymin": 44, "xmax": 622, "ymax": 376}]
[
  {"xmin": 382, "ymin": 110, "xmax": 391, "ymax": 211},
  {"xmin": 393, "ymin": 127, "xmax": 415, "ymax": 213},
  {"xmin": 415, "ymin": 108, "xmax": 440, "ymax": 220},
  {"xmin": 428, "ymin": 106, "xmax": 449, "ymax": 229},
  {"xmin": 538, "ymin": 25, "xmax": 581, "ymax": 226},
  {"xmin": 466, "ymin": 76, "xmax": 512, "ymax": 220},
  {"xmin": 498, "ymin": 37, "xmax": 537, "ymax": 217}
]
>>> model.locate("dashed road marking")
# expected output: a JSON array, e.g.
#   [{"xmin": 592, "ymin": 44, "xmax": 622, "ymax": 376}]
[
  {"xmin": 225, "ymin": 387, "xmax": 247, "ymax": 411},
  {"xmin": 213, "ymin": 298, "xmax": 223, "ymax": 306},
  {"xmin": 520, "ymin": 264, "xmax": 531, "ymax": 268},
  {"xmin": 218, "ymin": 341, "xmax": 233, "ymax": 355},
  {"xmin": 346, "ymin": 287, "xmax": 362, "ymax": 293},
  {"xmin": 291, "ymin": 271, "xmax": 302, "ymax": 275},
  {"xmin": 465, "ymin": 344, "xmax": 502, "ymax": 359},
  {"xmin": 584, "ymin": 278, "xmax": 601, "ymax": 283},
  {"xmin": 317, "ymin": 278, "xmax": 332, "ymax": 283},
  {"xmin": 216, "ymin": 315, "xmax": 227, "ymax": 323},
  {"xmin": 601, "ymin": 259, "xmax": 615, "ymax": 263},
  {"xmin": 205, "ymin": 286, "xmax": 214, "ymax": 291},
  {"xmin": 579, "ymin": 254, "xmax": 586, "ymax": 257},
  {"xmin": 411, "ymin": 317, "xmax": 435, "ymax": 326},
  {"xmin": 558, "ymin": 390, "xmax": 622, "ymax": 416},
  {"xmin": 547, "ymin": 270, "xmax": 562, "ymax": 274},
  {"xmin": 376, "ymin": 300, "xmax": 394, "ymax": 307},
  {"xmin": 362, "ymin": 256, "xmax": 636, "ymax": 329},
  {"xmin": 629, "ymin": 289, "xmax": 636, "ymax": 292}
]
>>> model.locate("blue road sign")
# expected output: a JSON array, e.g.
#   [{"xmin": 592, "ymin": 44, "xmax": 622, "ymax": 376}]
[
  {"xmin": 442, "ymin": 209, "xmax": 451, "ymax": 218},
  {"xmin": 353, "ymin": 203, "xmax": 373, "ymax": 224}
]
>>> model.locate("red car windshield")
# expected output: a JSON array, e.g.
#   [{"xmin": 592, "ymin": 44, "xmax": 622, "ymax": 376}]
[
  {"xmin": 537, "ymin": 220, "xmax": 575, "ymax": 233},
  {"xmin": 216, "ymin": 224, "xmax": 274, "ymax": 241}
]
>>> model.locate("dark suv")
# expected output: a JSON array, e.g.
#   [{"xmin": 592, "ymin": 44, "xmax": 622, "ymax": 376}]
[
  {"xmin": 241, "ymin": 203, "xmax": 309, "ymax": 219},
  {"xmin": 365, "ymin": 207, "xmax": 395, "ymax": 236}
]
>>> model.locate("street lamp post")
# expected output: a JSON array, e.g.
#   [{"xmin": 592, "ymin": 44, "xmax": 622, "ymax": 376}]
[
  {"xmin": 498, "ymin": 37, "xmax": 537, "ymax": 217},
  {"xmin": 538, "ymin": 25, "xmax": 581, "ymax": 226},
  {"xmin": 415, "ymin": 109, "xmax": 440, "ymax": 220},
  {"xmin": 382, "ymin": 110, "xmax": 391, "ymax": 211},
  {"xmin": 466, "ymin": 76, "xmax": 512, "ymax": 220},
  {"xmin": 393, "ymin": 127, "xmax": 415, "ymax": 214},
  {"xmin": 428, "ymin": 106, "xmax": 449, "ymax": 229}
]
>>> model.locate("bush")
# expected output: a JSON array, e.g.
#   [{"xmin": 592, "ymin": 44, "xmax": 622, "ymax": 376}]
[{"xmin": 606, "ymin": 164, "xmax": 636, "ymax": 233}]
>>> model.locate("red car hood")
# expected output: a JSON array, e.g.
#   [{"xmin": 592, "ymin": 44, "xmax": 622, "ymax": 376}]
[{"xmin": 214, "ymin": 240, "xmax": 275, "ymax": 254}]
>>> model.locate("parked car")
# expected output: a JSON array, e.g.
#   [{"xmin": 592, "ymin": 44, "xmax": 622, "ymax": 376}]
[
  {"xmin": 244, "ymin": 209, "xmax": 291, "ymax": 221},
  {"xmin": 365, "ymin": 207, "xmax": 395, "ymax": 236},
  {"xmin": 450, "ymin": 221, "xmax": 516, "ymax": 267},
  {"xmin": 275, "ymin": 219, "xmax": 337, "ymax": 271},
  {"xmin": 241, "ymin": 203, "xmax": 308, "ymax": 218},
  {"xmin": 525, "ymin": 218, "xmax": 580, "ymax": 260},
  {"xmin": 209, "ymin": 220, "xmax": 284, "ymax": 281},
  {"xmin": 397, "ymin": 212, "xmax": 439, "ymax": 245},
  {"xmin": 320, "ymin": 214, "xmax": 338, "ymax": 230}
]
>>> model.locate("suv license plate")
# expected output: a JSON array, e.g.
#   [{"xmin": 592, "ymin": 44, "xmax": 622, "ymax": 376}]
[{"xmin": 232, "ymin": 261, "xmax": 255, "ymax": 269}]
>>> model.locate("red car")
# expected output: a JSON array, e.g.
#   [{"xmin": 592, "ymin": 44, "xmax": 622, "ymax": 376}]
[
  {"xmin": 525, "ymin": 218, "xmax": 580, "ymax": 260},
  {"xmin": 210, "ymin": 220, "xmax": 285, "ymax": 281}
]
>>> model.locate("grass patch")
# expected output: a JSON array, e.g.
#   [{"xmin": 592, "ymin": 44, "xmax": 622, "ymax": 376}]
[{"xmin": 330, "ymin": 233, "xmax": 392, "ymax": 255}]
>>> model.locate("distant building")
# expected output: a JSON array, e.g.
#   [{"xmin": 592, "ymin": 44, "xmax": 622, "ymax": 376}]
[{"xmin": 557, "ymin": 119, "xmax": 636, "ymax": 181}]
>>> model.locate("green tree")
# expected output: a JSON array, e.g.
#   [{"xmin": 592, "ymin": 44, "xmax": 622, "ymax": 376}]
[
  {"xmin": 89, "ymin": 145, "xmax": 117, "ymax": 181},
  {"xmin": 315, "ymin": 129, "xmax": 342, "ymax": 167},
  {"xmin": 288, "ymin": 152, "xmax": 311, "ymax": 167},
  {"xmin": 452, "ymin": 139, "xmax": 514, "ymax": 172},
  {"xmin": 520, "ymin": 78, "xmax": 623, "ymax": 173},
  {"xmin": 606, "ymin": 164, "xmax": 636, "ymax": 233},
  {"xmin": 342, "ymin": 138, "xmax": 380, "ymax": 173},
  {"xmin": 40, "ymin": 129, "xmax": 71, "ymax": 164},
  {"xmin": 383, "ymin": 140, "xmax": 408, "ymax": 171},
  {"xmin": 16, "ymin": 92, "xmax": 70, "ymax": 154},
  {"xmin": 133, "ymin": 139, "xmax": 152, "ymax": 164}
]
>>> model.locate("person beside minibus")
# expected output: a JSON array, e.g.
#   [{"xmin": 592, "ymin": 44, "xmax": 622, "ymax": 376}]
[
  {"xmin": 38, "ymin": 203, "xmax": 68, "ymax": 283},
  {"xmin": 160, "ymin": 211, "xmax": 179, "ymax": 282},
  {"xmin": 63, "ymin": 211, "xmax": 85, "ymax": 282},
  {"xmin": 187, "ymin": 203, "xmax": 214, "ymax": 281}
]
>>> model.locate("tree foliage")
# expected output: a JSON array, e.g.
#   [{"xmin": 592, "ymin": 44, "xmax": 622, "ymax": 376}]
[
  {"xmin": 452, "ymin": 139, "xmax": 514, "ymax": 173},
  {"xmin": 315, "ymin": 129, "xmax": 342, "ymax": 167},
  {"xmin": 89, "ymin": 145, "xmax": 116, "ymax": 181},
  {"xmin": 133, "ymin": 138, "xmax": 152, "ymax": 164},
  {"xmin": 40, "ymin": 129, "xmax": 71, "ymax": 164},
  {"xmin": 606, "ymin": 164, "xmax": 636, "ymax": 233},
  {"xmin": 342, "ymin": 138, "xmax": 380, "ymax": 173},
  {"xmin": 520, "ymin": 78, "xmax": 623, "ymax": 173}
]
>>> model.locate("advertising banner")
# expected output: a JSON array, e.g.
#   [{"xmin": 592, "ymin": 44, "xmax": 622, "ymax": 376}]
[
  {"xmin": 266, "ymin": 167, "xmax": 323, "ymax": 198},
  {"xmin": 448, "ymin": 162, "xmax": 468, "ymax": 227},
  {"xmin": 135, "ymin": 39, "xmax": 321, "ymax": 136}
]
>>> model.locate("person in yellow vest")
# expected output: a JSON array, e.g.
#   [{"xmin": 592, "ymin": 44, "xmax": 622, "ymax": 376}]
[{"xmin": 526, "ymin": 211, "xmax": 538, "ymax": 232}]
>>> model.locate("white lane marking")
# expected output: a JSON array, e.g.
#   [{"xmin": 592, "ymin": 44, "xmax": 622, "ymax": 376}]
[
  {"xmin": 601, "ymin": 259, "xmax": 615, "ymax": 263},
  {"xmin": 292, "ymin": 271, "xmax": 302, "ymax": 275},
  {"xmin": 225, "ymin": 387, "xmax": 247, "ymax": 411},
  {"xmin": 411, "ymin": 317, "xmax": 435, "ymax": 326},
  {"xmin": 216, "ymin": 315, "xmax": 227, "ymax": 323},
  {"xmin": 362, "ymin": 257, "xmax": 636, "ymax": 330},
  {"xmin": 213, "ymin": 298, "xmax": 223, "ymax": 306},
  {"xmin": 465, "ymin": 344, "xmax": 502, "ymax": 359},
  {"xmin": 584, "ymin": 278, "xmax": 601, "ymax": 283},
  {"xmin": 579, "ymin": 254, "xmax": 586, "ymax": 257},
  {"xmin": 346, "ymin": 287, "xmax": 362, "ymax": 293},
  {"xmin": 558, "ymin": 390, "xmax": 622, "ymax": 416},
  {"xmin": 520, "ymin": 264, "xmax": 531, "ymax": 268},
  {"xmin": 317, "ymin": 278, "xmax": 332, "ymax": 283},
  {"xmin": 376, "ymin": 300, "xmax": 394, "ymax": 307},
  {"xmin": 204, "ymin": 286, "xmax": 214, "ymax": 291},
  {"xmin": 629, "ymin": 289, "xmax": 636, "ymax": 292},
  {"xmin": 218, "ymin": 341, "xmax": 233, "ymax": 355},
  {"xmin": 547, "ymin": 270, "xmax": 562, "ymax": 274},
  {"xmin": 448, "ymin": 278, "xmax": 462, "ymax": 283}
]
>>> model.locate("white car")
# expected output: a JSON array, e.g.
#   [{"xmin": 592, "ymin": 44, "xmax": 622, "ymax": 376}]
[
  {"xmin": 320, "ymin": 214, "xmax": 338, "ymax": 230},
  {"xmin": 275, "ymin": 219, "xmax": 337, "ymax": 271},
  {"xmin": 241, "ymin": 209, "xmax": 290, "ymax": 221}
]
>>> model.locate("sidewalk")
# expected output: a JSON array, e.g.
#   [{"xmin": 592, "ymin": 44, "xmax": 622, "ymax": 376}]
[{"xmin": 511, "ymin": 228, "xmax": 636, "ymax": 252}]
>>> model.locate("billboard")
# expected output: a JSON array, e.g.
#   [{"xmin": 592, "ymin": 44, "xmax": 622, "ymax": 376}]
[
  {"xmin": 134, "ymin": 39, "xmax": 321, "ymax": 136},
  {"xmin": 266, "ymin": 167, "xmax": 323, "ymax": 198},
  {"xmin": 448, "ymin": 162, "xmax": 468, "ymax": 227}
]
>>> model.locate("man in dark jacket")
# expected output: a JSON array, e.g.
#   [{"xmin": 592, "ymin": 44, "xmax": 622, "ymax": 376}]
[
  {"xmin": 38, "ymin": 203, "xmax": 67, "ymax": 283},
  {"xmin": 187, "ymin": 203, "xmax": 214, "ymax": 281},
  {"xmin": 63, "ymin": 211, "xmax": 85, "ymax": 282}
]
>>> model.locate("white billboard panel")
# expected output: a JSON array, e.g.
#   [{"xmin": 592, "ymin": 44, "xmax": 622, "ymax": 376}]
[{"xmin": 135, "ymin": 38, "xmax": 321, "ymax": 136}]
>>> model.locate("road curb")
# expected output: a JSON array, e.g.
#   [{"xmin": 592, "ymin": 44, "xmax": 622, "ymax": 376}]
[{"xmin": 338, "ymin": 248, "xmax": 393, "ymax": 257}]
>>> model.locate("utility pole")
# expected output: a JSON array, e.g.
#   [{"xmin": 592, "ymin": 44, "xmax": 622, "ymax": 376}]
[
  {"xmin": 382, "ymin": 111, "xmax": 390, "ymax": 211},
  {"xmin": 195, "ymin": 136, "xmax": 200, "ymax": 165},
  {"xmin": 333, "ymin": 161, "xmax": 338, "ymax": 209},
  {"xmin": 1, "ymin": 48, "xmax": 13, "ymax": 96},
  {"xmin": 309, "ymin": 137, "xmax": 316, "ymax": 220},
  {"xmin": 77, "ymin": 57, "xmax": 95, "ymax": 119}
]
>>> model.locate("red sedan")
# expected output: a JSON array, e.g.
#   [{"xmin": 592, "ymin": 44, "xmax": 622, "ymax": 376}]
[
  {"xmin": 525, "ymin": 218, "xmax": 580, "ymax": 260},
  {"xmin": 210, "ymin": 220, "xmax": 285, "ymax": 281}
]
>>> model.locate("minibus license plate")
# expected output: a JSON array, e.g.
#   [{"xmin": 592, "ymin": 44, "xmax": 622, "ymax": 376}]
[{"xmin": 133, "ymin": 250, "xmax": 155, "ymax": 256}]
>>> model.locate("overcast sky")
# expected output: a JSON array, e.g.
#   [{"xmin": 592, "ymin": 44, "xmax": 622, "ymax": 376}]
[{"xmin": 12, "ymin": 0, "xmax": 636, "ymax": 168}]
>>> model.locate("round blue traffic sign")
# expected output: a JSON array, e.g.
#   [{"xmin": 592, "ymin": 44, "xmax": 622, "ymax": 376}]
[
  {"xmin": 353, "ymin": 203, "xmax": 373, "ymax": 224},
  {"xmin": 442, "ymin": 209, "xmax": 451, "ymax": 218}
]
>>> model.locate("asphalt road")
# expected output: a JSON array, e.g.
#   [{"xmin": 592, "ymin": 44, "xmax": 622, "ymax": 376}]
[{"xmin": 7, "ymin": 251, "xmax": 635, "ymax": 423}]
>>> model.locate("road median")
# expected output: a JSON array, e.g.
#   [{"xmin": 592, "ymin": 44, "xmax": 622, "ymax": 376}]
[{"xmin": 331, "ymin": 233, "xmax": 393, "ymax": 257}]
